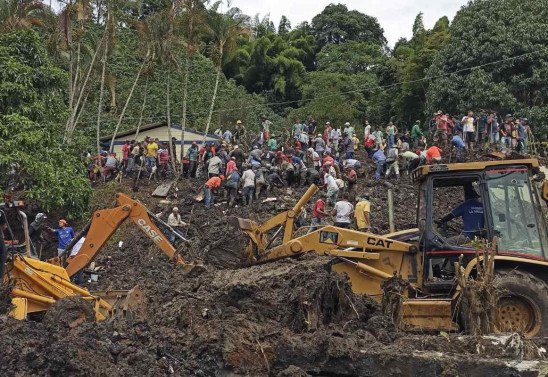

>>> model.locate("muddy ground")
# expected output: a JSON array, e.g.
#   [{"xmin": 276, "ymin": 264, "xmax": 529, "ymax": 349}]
[{"xmin": 0, "ymin": 152, "xmax": 546, "ymax": 376}]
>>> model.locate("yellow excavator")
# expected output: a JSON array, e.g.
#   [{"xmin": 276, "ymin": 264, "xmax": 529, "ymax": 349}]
[
  {"xmin": 235, "ymin": 159, "xmax": 548, "ymax": 337},
  {"xmin": 2, "ymin": 193, "xmax": 195, "ymax": 321}
]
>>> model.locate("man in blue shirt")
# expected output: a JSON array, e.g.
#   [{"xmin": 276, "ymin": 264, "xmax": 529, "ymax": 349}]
[
  {"xmin": 451, "ymin": 134, "xmax": 466, "ymax": 162},
  {"xmin": 437, "ymin": 187, "xmax": 484, "ymax": 245},
  {"xmin": 49, "ymin": 219, "xmax": 75, "ymax": 256},
  {"xmin": 371, "ymin": 148, "xmax": 386, "ymax": 180}
]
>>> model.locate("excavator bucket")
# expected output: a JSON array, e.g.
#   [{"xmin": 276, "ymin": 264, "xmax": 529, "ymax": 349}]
[
  {"xmin": 91, "ymin": 285, "xmax": 146, "ymax": 322},
  {"xmin": 231, "ymin": 217, "xmax": 258, "ymax": 232}
]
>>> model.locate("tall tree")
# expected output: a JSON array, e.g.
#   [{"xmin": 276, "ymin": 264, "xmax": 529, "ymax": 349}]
[
  {"xmin": 0, "ymin": 0, "xmax": 47, "ymax": 33},
  {"xmin": 426, "ymin": 0, "xmax": 548, "ymax": 138},
  {"xmin": 178, "ymin": 0, "xmax": 208, "ymax": 159},
  {"xmin": 311, "ymin": 4, "xmax": 386, "ymax": 50},
  {"xmin": 278, "ymin": 15, "xmax": 291, "ymax": 35},
  {"xmin": 203, "ymin": 5, "xmax": 249, "ymax": 142},
  {"xmin": 412, "ymin": 12, "xmax": 425, "ymax": 37}
]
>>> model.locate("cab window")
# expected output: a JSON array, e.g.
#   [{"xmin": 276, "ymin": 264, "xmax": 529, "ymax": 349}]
[
  {"xmin": 430, "ymin": 176, "xmax": 485, "ymax": 248},
  {"xmin": 486, "ymin": 168, "xmax": 544, "ymax": 258}
]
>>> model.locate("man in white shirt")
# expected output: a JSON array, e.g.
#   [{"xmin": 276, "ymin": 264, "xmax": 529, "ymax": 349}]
[
  {"xmin": 330, "ymin": 127, "xmax": 342, "ymax": 155},
  {"xmin": 461, "ymin": 110, "xmax": 475, "ymax": 151},
  {"xmin": 167, "ymin": 207, "xmax": 187, "ymax": 243},
  {"xmin": 207, "ymin": 154, "xmax": 222, "ymax": 178},
  {"xmin": 324, "ymin": 172, "xmax": 339, "ymax": 206},
  {"xmin": 400, "ymin": 150, "xmax": 419, "ymax": 174},
  {"xmin": 331, "ymin": 192, "xmax": 354, "ymax": 228},
  {"xmin": 343, "ymin": 122, "xmax": 354, "ymax": 137},
  {"xmin": 240, "ymin": 165, "xmax": 256, "ymax": 205},
  {"xmin": 364, "ymin": 121, "xmax": 371, "ymax": 140}
]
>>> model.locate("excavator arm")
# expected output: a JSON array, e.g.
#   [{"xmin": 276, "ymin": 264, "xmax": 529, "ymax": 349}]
[
  {"xmin": 234, "ymin": 186, "xmax": 456, "ymax": 332},
  {"xmin": 63, "ymin": 193, "xmax": 193, "ymax": 277}
]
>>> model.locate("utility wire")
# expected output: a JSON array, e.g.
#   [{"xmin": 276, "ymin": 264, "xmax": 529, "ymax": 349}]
[{"xmin": 71, "ymin": 47, "xmax": 548, "ymax": 126}]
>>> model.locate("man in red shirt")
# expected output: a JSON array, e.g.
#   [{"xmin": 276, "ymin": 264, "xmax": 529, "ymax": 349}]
[
  {"xmin": 121, "ymin": 140, "xmax": 131, "ymax": 171},
  {"xmin": 309, "ymin": 193, "xmax": 328, "ymax": 233},
  {"xmin": 203, "ymin": 175, "xmax": 224, "ymax": 209},
  {"xmin": 426, "ymin": 145, "xmax": 442, "ymax": 164},
  {"xmin": 322, "ymin": 153, "xmax": 335, "ymax": 168},
  {"xmin": 344, "ymin": 166, "xmax": 357, "ymax": 199},
  {"xmin": 225, "ymin": 156, "xmax": 237, "ymax": 176},
  {"xmin": 434, "ymin": 112, "xmax": 448, "ymax": 148}
]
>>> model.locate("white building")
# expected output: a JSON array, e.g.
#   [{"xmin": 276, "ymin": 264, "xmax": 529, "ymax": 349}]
[{"xmin": 101, "ymin": 122, "xmax": 221, "ymax": 157}]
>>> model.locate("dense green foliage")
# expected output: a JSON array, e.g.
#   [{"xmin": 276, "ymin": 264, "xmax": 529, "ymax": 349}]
[
  {"xmin": 0, "ymin": 113, "xmax": 91, "ymax": 218},
  {"xmin": 427, "ymin": 0, "xmax": 548, "ymax": 138},
  {"xmin": 0, "ymin": 29, "xmax": 67, "ymax": 123},
  {"xmin": 0, "ymin": 0, "xmax": 547, "ymax": 216},
  {"xmin": 0, "ymin": 30, "xmax": 90, "ymax": 217}
]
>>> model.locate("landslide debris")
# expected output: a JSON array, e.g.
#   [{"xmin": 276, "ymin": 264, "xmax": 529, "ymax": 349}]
[{"xmin": 0, "ymin": 152, "xmax": 545, "ymax": 376}]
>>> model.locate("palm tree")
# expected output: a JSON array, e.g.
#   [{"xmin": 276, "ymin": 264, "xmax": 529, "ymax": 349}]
[
  {"xmin": 203, "ymin": 5, "xmax": 250, "ymax": 142},
  {"xmin": 177, "ymin": 0, "xmax": 208, "ymax": 159},
  {"xmin": 0, "ymin": 0, "xmax": 47, "ymax": 33},
  {"xmin": 108, "ymin": 15, "xmax": 155, "ymax": 152}
]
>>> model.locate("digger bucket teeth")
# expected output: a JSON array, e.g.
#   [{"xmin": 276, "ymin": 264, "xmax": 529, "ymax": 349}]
[{"xmin": 92, "ymin": 285, "xmax": 146, "ymax": 322}]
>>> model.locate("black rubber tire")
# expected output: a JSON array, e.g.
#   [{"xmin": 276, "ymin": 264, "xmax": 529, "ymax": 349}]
[{"xmin": 494, "ymin": 269, "xmax": 548, "ymax": 338}]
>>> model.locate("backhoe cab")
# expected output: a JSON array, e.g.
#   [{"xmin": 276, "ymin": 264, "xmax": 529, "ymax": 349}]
[{"xmin": 236, "ymin": 159, "xmax": 548, "ymax": 337}]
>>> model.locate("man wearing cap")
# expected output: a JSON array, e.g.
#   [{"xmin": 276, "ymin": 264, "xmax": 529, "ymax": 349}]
[
  {"xmin": 343, "ymin": 122, "xmax": 354, "ymax": 138},
  {"xmin": 233, "ymin": 120, "xmax": 245, "ymax": 144},
  {"xmin": 226, "ymin": 156, "xmax": 237, "ymax": 176},
  {"xmin": 167, "ymin": 207, "xmax": 187, "ymax": 243},
  {"xmin": 344, "ymin": 165, "xmax": 357, "ymax": 198},
  {"xmin": 323, "ymin": 122, "xmax": 332, "ymax": 143},
  {"xmin": 186, "ymin": 142, "xmax": 199, "ymax": 178},
  {"xmin": 354, "ymin": 195, "xmax": 371, "ymax": 232},
  {"xmin": 48, "ymin": 219, "xmax": 75, "ymax": 257},
  {"xmin": 330, "ymin": 125, "xmax": 342, "ymax": 156},
  {"xmin": 203, "ymin": 175, "xmax": 224, "ymax": 209}
]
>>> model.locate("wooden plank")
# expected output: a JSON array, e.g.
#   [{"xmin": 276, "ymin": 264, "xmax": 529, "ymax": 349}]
[{"xmin": 151, "ymin": 182, "xmax": 173, "ymax": 197}]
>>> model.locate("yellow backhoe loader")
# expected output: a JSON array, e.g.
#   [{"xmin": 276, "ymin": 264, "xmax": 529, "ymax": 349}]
[
  {"xmin": 235, "ymin": 159, "xmax": 548, "ymax": 337},
  {"xmin": 2, "ymin": 193, "xmax": 195, "ymax": 321}
]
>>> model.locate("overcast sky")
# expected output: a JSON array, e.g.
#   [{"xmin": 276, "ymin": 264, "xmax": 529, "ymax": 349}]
[{"xmin": 232, "ymin": 0, "xmax": 470, "ymax": 46}]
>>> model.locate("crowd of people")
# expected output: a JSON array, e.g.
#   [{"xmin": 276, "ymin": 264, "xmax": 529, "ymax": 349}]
[{"xmin": 82, "ymin": 110, "xmax": 537, "ymax": 233}]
